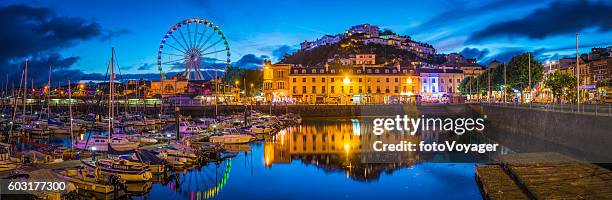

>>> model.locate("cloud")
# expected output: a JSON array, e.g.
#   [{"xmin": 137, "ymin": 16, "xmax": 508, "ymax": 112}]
[
  {"xmin": 272, "ymin": 45, "xmax": 297, "ymax": 60},
  {"xmin": 233, "ymin": 54, "xmax": 269, "ymax": 69},
  {"xmin": 478, "ymin": 47, "xmax": 581, "ymax": 65},
  {"xmin": 459, "ymin": 48, "xmax": 490, "ymax": 60},
  {"xmin": 468, "ymin": 1, "xmax": 612, "ymax": 43},
  {"xmin": 477, "ymin": 50, "xmax": 523, "ymax": 65},
  {"xmin": 0, "ymin": 4, "xmax": 108, "ymax": 85},
  {"xmin": 5, "ymin": 53, "xmax": 83, "ymax": 85},
  {"xmin": 101, "ymin": 29, "xmax": 131, "ymax": 41},
  {"xmin": 136, "ymin": 63, "xmax": 154, "ymax": 71}
]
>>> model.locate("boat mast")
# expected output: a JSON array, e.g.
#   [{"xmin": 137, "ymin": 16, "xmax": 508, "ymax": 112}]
[
  {"xmin": 215, "ymin": 69, "xmax": 218, "ymax": 118},
  {"xmin": 136, "ymin": 79, "xmax": 139, "ymax": 113},
  {"xmin": 30, "ymin": 79, "xmax": 33, "ymax": 116},
  {"xmin": 10, "ymin": 73, "xmax": 20, "ymax": 135},
  {"xmin": 69, "ymin": 80, "xmax": 74, "ymax": 151},
  {"xmin": 108, "ymin": 48, "xmax": 115, "ymax": 141},
  {"xmin": 22, "ymin": 59, "xmax": 28, "ymax": 126},
  {"xmin": 47, "ymin": 66, "xmax": 51, "ymax": 118}
]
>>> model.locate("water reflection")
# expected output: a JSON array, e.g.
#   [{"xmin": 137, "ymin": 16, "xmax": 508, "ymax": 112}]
[
  {"xmin": 11, "ymin": 119, "xmax": 488, "ymax": 199},
  {"xmin": 264, "ymin": 120, "xmax": 421, "ymax": 182},
  {"xmin": 263, "ymin": 118, "xmax": 505, "ymax": 182},
  {"xmin": 147, "ymin": 118, "xmax": 484, "ymax": 199}
]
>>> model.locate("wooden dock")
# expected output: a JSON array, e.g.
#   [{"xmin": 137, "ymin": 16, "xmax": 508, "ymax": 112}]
[
  {"xmin": 476, "ymin": 165, "xmax": 529, "ymax": 200},
  {"xmin": 477, "ymin": 152, "xmax": 612, "ymax": 199}
]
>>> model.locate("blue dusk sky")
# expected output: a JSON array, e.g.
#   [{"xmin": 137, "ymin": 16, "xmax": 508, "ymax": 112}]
[{"xmin": 1, "ymin": 0, "xmax": 611, "ymax": 84}]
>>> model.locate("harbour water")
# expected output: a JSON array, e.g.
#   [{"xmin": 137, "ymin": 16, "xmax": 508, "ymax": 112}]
[
  {"xmin": 8, "ymin": 117, "xmax": 511, "ymax": 199},
  {"xmin": 136, "ymin": 118, "xmax": 500, "ymax": 200}
]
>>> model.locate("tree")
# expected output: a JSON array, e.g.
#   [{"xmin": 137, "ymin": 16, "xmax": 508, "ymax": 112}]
[
  {"xmin": 544, "ymin": 71, "xmax": 576, "ymax": 103},
  {"xmin": 380, "ymin": 29, "xmax": 395, "ymax": 35},
  {"xmin": 506, "ymin": 53, "xmax": 544, "ymax": 102}
]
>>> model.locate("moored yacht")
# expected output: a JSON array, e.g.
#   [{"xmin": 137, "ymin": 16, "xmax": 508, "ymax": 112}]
[
  {"xmin": 209, "ymin": 128, "xmax": 255, "ymax": 144},
  {"xmin": 0, "ymin": 143, "xmax": 20, "ymax": 172},
  {"xmin": 82, "ymin": 158, "xmax": 153, "ymax": 182},
  {"xmin": 74, "ymin": 135, "xmax": 139, "ymax": 152}
]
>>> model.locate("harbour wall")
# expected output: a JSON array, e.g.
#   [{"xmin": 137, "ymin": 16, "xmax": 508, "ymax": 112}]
[
  {"xmin": 177, "ymin": 104, "xmax": 479, "ymax": 118},
  {"xmin": 473, "ymin": 104, "xmax": 612, "ymax": 162}
]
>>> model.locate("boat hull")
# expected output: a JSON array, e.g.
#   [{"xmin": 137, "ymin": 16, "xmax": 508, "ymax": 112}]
[{"xmin": 209, "ymin": 135, "xmax": 254, "ymax": 144}]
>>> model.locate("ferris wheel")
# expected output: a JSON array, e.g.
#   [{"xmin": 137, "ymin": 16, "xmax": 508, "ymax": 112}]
[{"xmin": 157, "ymin": 18, "xmax": 230, "ymax": 81}]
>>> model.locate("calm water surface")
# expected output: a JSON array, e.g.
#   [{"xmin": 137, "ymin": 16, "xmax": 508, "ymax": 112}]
[
  {"xmin": 142, "ymin": 118, "xmax": 491, "ymax": 200},
  {"xmin": 17, "ymin": 118, "xmax": 498, "ymax": 199}
]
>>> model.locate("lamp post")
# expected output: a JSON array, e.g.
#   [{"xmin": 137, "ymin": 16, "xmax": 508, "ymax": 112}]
[
  {"xmin": 250, "ymin": 83, "xmax": 254, "ymax": 96},
  {"xmin": 235, "ymin": 80, "xmax": 240, "ymax": 104},
  {"xmin": 504, "ymin": 62, "xmax": 507, "ymax": 105},
  {"xmin": 575, "ymin": 33, "xmax": 580, "ymax": 112}
]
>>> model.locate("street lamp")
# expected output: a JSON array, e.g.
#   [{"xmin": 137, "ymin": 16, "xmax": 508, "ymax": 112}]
[
  {"xmin": 250, "ymin": 83, "xmax": 254, "ymax": 97},
  {"xmin": 343, "ymin": 76, "xmax": 350, "ymax": 104}
]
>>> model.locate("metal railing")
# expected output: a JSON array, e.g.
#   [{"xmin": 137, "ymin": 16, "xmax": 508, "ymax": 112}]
[{"xmin": 476, "ymin": 101, "xmax": 612, "ymax": 117}]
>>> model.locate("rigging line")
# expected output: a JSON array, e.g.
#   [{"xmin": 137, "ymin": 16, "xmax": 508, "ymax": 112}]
[
  {"xmin": 114, "ymin": 49, "xmax": 124, "ymax": 81},
  {"xmin": 169, "ymin": 34, "xmax": 189, "ymax": 53}
]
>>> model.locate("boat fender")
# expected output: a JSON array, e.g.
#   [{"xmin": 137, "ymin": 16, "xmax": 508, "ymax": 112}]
[{"xmin": 95, "ymin": 167, "xmax": 101, "ymax": 180}]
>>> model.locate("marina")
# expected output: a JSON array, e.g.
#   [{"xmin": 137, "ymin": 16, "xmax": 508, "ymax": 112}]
[{"xmin": 1, "ymin": 116, "xmax": 489, "ymax": 199}]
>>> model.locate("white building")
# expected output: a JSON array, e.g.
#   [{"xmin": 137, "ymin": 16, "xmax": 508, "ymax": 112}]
[
  {"xmin": 300, "ymin": 34, "xmax": 343, "ymax": 50},
  {"xmin": 419, "ymin": 69, "xmax": 464, "ymax": 102},
  {"xmin": 347, "ymin": 24, "xmax": 380, "ymax": 37}
]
